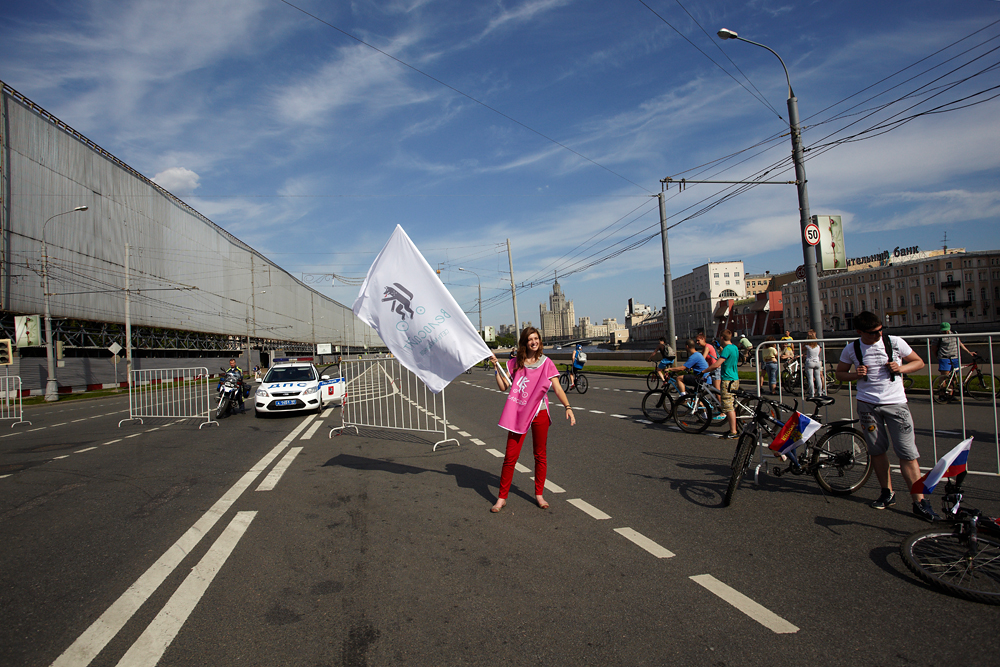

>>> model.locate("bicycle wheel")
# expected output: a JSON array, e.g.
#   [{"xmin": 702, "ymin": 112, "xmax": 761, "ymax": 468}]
[
  {"xmin": 641, "ymin": 389, "xmax": 674, "ymax": 423},
  {"xmin": 724, "ymin": 432, "xmax": 757, "ymax": 507},
  {"xmin": 901, "ymin": 526, "xmax": 1000, "ymax": 605},
  {"xmin": 647, "ymin": 371, "xmax": 661, "ymax": 391},
  {"xmin": 575, "ymin": 374, "xmax": 589, "ymax": 394},
  {"xmin": 738, "ymin": 351, "xmax": 747, "ymax": 367},
  {"xmin": 559, "ymin": 372, "xmax": 571, "ymax": 393},
  {"xmin": 674, "ymin": 394, "xmax": 712, "ymax": 434},
  {"xmin": 824, "ymin": 369, "xmax": 842, "ymax": 395},
  {"xmin": 811, "ymin": 428, "xmax": 872, "ymax": 495},
  {"xmin": 932, "ymin": 375, "xmax": 953, "ymax": 403},
  {"xmin": 967, "ymin": 373, "xmax": 998, "ymax": 401},
  {"xmin": 901, "ymin": 375, "xmax": 913, "ymax": 393}
]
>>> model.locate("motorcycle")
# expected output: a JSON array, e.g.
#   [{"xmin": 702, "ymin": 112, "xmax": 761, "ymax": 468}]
[{"xmin": 216, "ymin": 368, "xmax": 245, "ymax": 419}]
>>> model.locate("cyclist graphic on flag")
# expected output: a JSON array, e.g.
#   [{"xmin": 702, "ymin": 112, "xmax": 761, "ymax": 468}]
[{"xmin": 383, "ymin": 283, "xmax": 415, "ymax": 320}]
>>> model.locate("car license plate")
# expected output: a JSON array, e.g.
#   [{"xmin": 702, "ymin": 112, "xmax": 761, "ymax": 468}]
[{"xmin": 275, "ymin": 400, "xmax": 297, "ymax": 407}]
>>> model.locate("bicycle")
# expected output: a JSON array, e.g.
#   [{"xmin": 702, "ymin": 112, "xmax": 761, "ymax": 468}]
[
  {"xmin": 932, "ymin": 353, "xmax": 998, "ymax": 403},
  {"xmin": 723, "ymin": 391, "xmax": 870, "ymax": 507},
  {"xmin": 900, "ymin": 472, "xmax": 1000, "ymax": 604},
  {"xmin": 646, "ymin": 360, "xmax": 674, "ymax": 391},
  {"xmin": 559, "ymin": 364, "xmax": 589, "ymax": 394},
  {"xmin": 671, "ymin": 376, "xmax": 776, "ymax": 435},
  {"xmin": 738, "ymin": 346, "xmax": 756, "ymax": 367},
  {"xmin": 779, "ymin": 358, "xmax": 842, "ymax": 396},
  {"xmin": 641, "ymin": 374, "xmax": 682, "ymax": 423}
]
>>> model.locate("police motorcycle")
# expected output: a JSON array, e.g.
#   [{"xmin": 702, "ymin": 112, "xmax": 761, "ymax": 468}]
[{"xmin": 216, "ymin": 367, "xmax": 248, "ymax": 419}]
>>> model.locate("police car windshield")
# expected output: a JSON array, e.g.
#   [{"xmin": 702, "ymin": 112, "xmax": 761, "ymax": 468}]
[{"xmin": 264, "ymin": 367, "xmax": 316, "ymax": 383}]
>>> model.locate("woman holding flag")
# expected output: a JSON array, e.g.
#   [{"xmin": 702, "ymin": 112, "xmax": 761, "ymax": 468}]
[{"xmin": 489, "ymin": 327, "xmax": 575, "ymax": 513}]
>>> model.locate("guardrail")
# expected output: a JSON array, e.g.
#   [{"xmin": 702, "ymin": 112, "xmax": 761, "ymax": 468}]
[
  {"xmin": 330, "ymin": 357, "xmax": 458, "ymax": 450},
  {"xmin": 119, "ymin": 368, "xmax": 217, "ymax": 428},
  {"xmin": 751, "ymin": 332, "xmax": 998, "ymax": 476},
  {"xmin": 0, "ymin": 376, "xmax": 30, "ymax": 427}
]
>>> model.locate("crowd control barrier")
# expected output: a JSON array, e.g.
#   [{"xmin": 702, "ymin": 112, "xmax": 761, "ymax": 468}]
[
  {"xmin": 748, "ymin": 332, "xmax": 999, "ymax": 478},
  {"xmin": 0, "ymin": 375, "xmax": 30, "ymax": 427},
  {"xmin": 330, "ymin": 357, "xmax": 458, "ymax": 450},
  {"xmin": 119, "ymin": 367, "xmax": 217, "ymax": 428}
]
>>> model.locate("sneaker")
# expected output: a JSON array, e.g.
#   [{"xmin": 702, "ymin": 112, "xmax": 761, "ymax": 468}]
[
  {"xmin": 913, "ymin": 499, "xmax": 941, "ymax": 523},
  {"xmin": 871, "ymin": 490, "xmax": 896, "ymax": 510},
  {"xmin": 721, "ymin": 431, "xmax": 739, "ymax": 440}
]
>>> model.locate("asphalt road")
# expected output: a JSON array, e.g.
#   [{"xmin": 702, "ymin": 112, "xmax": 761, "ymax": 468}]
[{"xmin": 1, "ymin": 373, "xmax": 999, "ymax": 667}]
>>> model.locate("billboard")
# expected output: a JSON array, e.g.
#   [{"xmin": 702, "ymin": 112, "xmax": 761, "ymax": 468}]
[
  {"xmin": 814, "ymin": 215, "xmax": 846, "ymax": 272},
  {"xmin": 15, "ymin": 315, "xmax": 41, "ymax": 347}
]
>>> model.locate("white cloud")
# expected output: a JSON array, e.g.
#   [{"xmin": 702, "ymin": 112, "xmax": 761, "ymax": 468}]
[{"xmin": 152, "ymin": 167, "xmax": 201, "ymax": 196}]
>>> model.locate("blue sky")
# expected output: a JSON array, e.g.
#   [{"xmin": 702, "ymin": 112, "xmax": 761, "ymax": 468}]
[{"xmin": 3, "ymin": 0, "xmax": 999, "ymax": 330}]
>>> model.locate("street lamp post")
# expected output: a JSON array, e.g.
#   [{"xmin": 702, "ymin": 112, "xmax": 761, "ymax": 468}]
[
  {"xmin": 42, "ymin": 205, "xmax": 88, "ymax": 401},
  {"xmin": 458, "ymin": 268, "xmax": 483, "ymax": 336},
  {"xmin": 717, "ymin": 28, "xmax": 824, "ymax": 338}
]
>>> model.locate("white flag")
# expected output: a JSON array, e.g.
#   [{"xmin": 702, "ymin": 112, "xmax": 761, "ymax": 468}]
[{"xmin": 353, "ymin": 225, "xmax": 492, "ymax": 393}]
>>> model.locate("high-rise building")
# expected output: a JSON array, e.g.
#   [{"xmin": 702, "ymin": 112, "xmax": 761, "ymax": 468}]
[
  {"xmin": 540, "ymin": 278, "xmax": 575, "ymax": 339},
  {"xmin": 672, "ymin": 261, "xmax": 746, "ymax": 338}
]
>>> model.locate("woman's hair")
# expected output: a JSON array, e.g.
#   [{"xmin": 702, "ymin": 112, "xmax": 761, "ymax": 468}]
[
  {"xmin": 806, "ymin": 329, "xmax": 819, "ymax": 348},
  {"xmin": 515, "ymin": 327, "xmax": 543, "ymax": 371},
  {"xmin": 764, "ymin": 335, "xmax": 776, "ymax": 344}
]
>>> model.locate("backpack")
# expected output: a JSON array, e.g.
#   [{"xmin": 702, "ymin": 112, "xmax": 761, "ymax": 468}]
[
  {"xmin": 576, "ymin": 351, "xmax": 587, "ymax": 363},
  {"xmin": 853, "ymin": 336, "xmax": 898, "ymax": 382}
]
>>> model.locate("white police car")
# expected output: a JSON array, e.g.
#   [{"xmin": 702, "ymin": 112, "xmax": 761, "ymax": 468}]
[{"xmin": 254, "ymin": 362, "xmax": 345, "ymax": 416}]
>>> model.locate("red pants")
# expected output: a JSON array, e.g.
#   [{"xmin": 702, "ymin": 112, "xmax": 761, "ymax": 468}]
[{"xmin": 497, "ymin": 410, "xmax": 550, "ymax": 499}]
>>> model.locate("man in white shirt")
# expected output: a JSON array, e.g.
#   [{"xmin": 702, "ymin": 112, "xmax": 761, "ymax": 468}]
[{"xmin": 836, "ymin": 312, "xmax": 936, "ymax": 521}]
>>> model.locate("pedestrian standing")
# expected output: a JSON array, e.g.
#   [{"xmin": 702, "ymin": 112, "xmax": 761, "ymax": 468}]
[
  {"xmin": 489, "ymin": 327, "xmax": 575, "ymax": 513},
  {"xmin": 803, "ymin": 329, "xmax": 825, "ymax": 397},
  {"xmin": 705, "ymin": 329, "xmax": 740, "ymax": 439}
]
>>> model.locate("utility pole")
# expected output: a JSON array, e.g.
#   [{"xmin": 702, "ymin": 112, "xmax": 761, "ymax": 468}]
[
  {"xmin": 506, "ymin": 239, "xmax": 520, "ymax": 334},
  {"xmin": 657, "ymin": 192, "xmax": 677, "ymax": 353},
  {"xmin": 124, "ymin": 243, "xmax": 132, "ymax": 389}
]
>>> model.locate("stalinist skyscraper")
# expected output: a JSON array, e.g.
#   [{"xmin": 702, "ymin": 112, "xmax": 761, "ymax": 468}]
[{"xmin": 539, "ymin": 274, "xmax": 575, "ymax": 339}]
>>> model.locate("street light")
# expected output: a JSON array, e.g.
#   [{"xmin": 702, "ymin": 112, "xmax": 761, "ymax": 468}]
[
  {"xmin": 246, "ymin": 290, "xmax": 265, "ymax": 372},
  {"xmin": 458, "ymin": 267, "xmax": 483, "ymax": 336},
  {"xmin": 717, "ymin": 28, "xmax": 824, "ymax": 337},
  {"xmin": 42, "ymin": 205, "xmax": 88, "ymax": 401}
]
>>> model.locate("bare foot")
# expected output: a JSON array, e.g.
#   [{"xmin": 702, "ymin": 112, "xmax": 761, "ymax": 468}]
[
  {"xmin": 490, "ymin": 499, "xmax": 506, "ymax": 513},
  {"xmin": 536, "ymin": 495, "xmax": 549, "ymax": 510}
]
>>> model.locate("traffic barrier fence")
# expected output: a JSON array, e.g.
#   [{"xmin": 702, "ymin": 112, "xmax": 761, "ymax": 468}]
[{"xmin": 119, "ymin": 367, "xmax": 217, "ymax": 428}]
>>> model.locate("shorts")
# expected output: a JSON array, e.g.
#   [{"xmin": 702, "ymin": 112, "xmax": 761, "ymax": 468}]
[
  {"xmin": 721, "ymin": 379, "xmax": 740, "ymax": 413},
  {"xmin": 709, "ymin": 367, "xmax": 721, "ymax": 382},
  {"xmin": 857, "ymin": 401, "xmax": 919, "ymax": 460},
  {"xmin": 572, "ymin": 363, "xmax": 584, "ymax": 372},
  {"xmin": 938, "ymin": 358, "xmax": 960, "ymax": 372},
  {"xmin": 657, "ymin": 359, "xmax": 670, "ymax": 370}
]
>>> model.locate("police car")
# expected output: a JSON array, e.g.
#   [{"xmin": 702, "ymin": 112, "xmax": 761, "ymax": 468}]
[{"xmin": 254, "ymin": 362, "xmax": 345, "ymax": 416}]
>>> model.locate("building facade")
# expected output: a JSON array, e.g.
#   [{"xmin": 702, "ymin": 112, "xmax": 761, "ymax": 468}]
[
  {"xmin": 539, "ymin": 279, "xmax": 575, "ymax": 339},
  {"xmin": 782, "ymin": 248, "xmax": 1000, "ymax": 333},
  {"xmin": 672, "ymin": 261, "xmax": 747, "ymax": 339}
]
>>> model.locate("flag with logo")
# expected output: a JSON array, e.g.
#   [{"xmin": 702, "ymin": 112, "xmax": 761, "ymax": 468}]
[
  {"xmin": 911, "ymin": 437, "xmax": 973, "ymax": 495},
  {"xmin": 353, "ymin": 225, "xmax": 492, "ymax": 393},
  {"xmin": 769, "ymin": 411, "xmax": 822, "ymax": 456}
]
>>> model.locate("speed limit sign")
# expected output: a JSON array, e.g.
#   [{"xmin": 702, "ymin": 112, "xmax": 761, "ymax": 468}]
[{"xmin": 804, "ymin": 222, "xmax": 821, "ymax": 246}]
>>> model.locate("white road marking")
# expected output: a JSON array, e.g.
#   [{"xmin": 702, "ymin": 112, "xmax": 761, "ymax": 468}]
[
  {"xmin": 124, "ymin": 433, "xmax": 142, "ymax": 439},
  {"xmin": 28, "ymin": 427, "xmax": 45, "ymax": 432},
  {"xmin": 320, "ymin": 408, "xmax": 334, "ymax": 418},
  {"xmin": 457, "ymin": 431, "xmax": 471, "ymax": 437},
  {"xmin": 0, "ymin": 474, "xmax": 10, "ymax": 478},
  {"xmin": 590, "ymin": 410, "xmax": 605, "ymax": 414},
  {"xmin": 614, "ymin": 528, "xmax": 675, "ymax": 558},
  {"xmin": 447, "ymin": 424, "xmax": 459, "ymax": 430},
  {"xmin": 104, "ymin": 439, "xmax": 122, "ymax": 445},
  {"xmin": 52, "ymin": 422, "xmax": 67, "ymax": 427},
  {"xmin": 636, "ymin": 419, "xmax": 652, "ymax": 424},
  {"xmin": 72, "ymin": 419, "xmax": 88, "ymax": 423},
  {"xmin": 116, "ymin": 511, "xmax": 257, "ymax": 667},
  {"xmin": 689, "ymin": 574, "xmax": 799, "ymax": 634},
  {"xmin": 567, "ymin": 498, "xmax": 611, "ymax": 520},
  {"xmin": 610, "ymin": 414, "xmax": 628, "ymax": 419},
  {"xmin": 530, "ymin": 478, "xmax": 565, "ymax": 493},
  {"xmin": 256, "ymin": 447, "xmax": 303, "ymax": 491},
  {"xmin": 486, "ymin": 448, "xmax": 505, "ymax": 458},
  {"xmin": 470, "ymin": 438, "xmax": 485, "ymax": 445},
  {"xmin": 53, "ymin": 455, "xmax": 70, "ymax": 460},
  {"xmin": 145, "ymin": 428, "xmax": 159, "ymax": 432},
  {"xmin": 300, "ymin": 421, "xmax": 323, "ymax": 440},
  {"xmin": 50, "ymin": 414, "xmax": 316, "ymax": 667},
  {"xmin": 74, "ymin": 447, "xmax": 98, "ymax": 453},
  {"xmin": 514, "ymin": 463, "xmax": 531, "ymax": 473}
]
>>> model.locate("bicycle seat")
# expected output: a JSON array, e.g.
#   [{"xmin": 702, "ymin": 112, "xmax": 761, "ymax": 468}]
[{"xmin": 807, "ymin": 396, "xmax": 836, "ymax": 408}]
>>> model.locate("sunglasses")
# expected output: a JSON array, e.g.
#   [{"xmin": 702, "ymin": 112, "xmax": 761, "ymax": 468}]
[{"xmin": 862, "ymin": 327, "xmax": 885, "ymax": 335}]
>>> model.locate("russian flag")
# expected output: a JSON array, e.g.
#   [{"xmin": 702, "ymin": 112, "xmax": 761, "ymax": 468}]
[
  {"xmin": 769, "ymin": 411, "xmax": 822, "ymax": 456},
  {"xmin": 911, "ymin": 438, "xmax": 973, "ymax": 495}
]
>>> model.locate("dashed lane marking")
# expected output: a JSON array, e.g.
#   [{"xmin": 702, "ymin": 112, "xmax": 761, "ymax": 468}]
[
  {"xmin": 300, "ymin": 421, "xmax": 323, "ymax": 440},
  {"xmin": 125, "ymin": 433, "xmax": 142, "ymax": 439},
  {"xmin": 689, "ymin": 574, "xmax": 799, "ymax": 634},
  {"xmin": 614, "ymin": 528, "xmax": 675, "ymax": 558},
  {"xmin": 567, "ymin": 498, "xmax": 611, "ymax": 520},
  {"xmin": 610, "ymin": 414, "xmax": 628, "ymax": 419},
  {"xmin": 530, "ymin": 477, "xmax": 565, "ymax": 493},
  {"xmin": 256, "ymin": 447, "xmax": 303, "ymax": 492},
  {"xmin": 589, "ymin": 410, "xmax": 605, "ymax": 414},
  {"xmin": 470, "ymin": 438, "xmax": 485, "ymax": 445},
  {"xmin": 486, "ymin": 448, "xmax": 504, "ymax": 458},
  {"xmin": 104, "ymin": 439, "xmax": 122, "ymax": 445},
  {"xmin": 513, "ymin": 463, "xmax": 531, "ymax": 473},
  {"xmin": 457, "ymin": 431, "xmax": 471, "ymax": 437},
  {"xmin": 74, "ymin": 447, "xmax": 98, "ymax": 453}
]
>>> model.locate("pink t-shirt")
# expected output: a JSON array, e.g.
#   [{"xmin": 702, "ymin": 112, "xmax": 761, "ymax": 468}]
[{"xmin": 498, "ymin": 356, "xmax": 559, "ymax": 434}]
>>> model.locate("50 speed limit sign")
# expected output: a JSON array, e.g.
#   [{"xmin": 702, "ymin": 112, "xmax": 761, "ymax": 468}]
[{"xmin": 804, "ymin": 222, "xmax": 821, "ymax": 246}]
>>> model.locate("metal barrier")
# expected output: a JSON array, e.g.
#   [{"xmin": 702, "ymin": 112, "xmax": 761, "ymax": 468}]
[
  {"xmin": 119, "ymin": 367, "xmax": 217, "ymax": 428},
  {"xmin": 330, "ymin": 357, "xmax": 458, "ymax": 450},
  {"xmin": 0, "ymin": 375, "xmax": 30, "ymax": 427},
  {"xmin": 750, "ymin": 332, "xmax": 999, "ymax": 476}
]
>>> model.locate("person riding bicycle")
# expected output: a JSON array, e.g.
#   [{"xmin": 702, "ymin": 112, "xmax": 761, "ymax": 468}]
[
  {"xmin": 932, "ymin": 322, "xmax": 973, "ymax": 399},
  {"xmin": 569, "ymin": 344, "xmax": 587, "ymax": 389},
  {"xmin": 647, "ymin": 337, "xmax": 676, "ymax": 387},
  {"xmin": 663, "ymin": 339, "xmax": 708, "ymax": 396},
  {"xmin": 738, "ymin": 333, "xmax": 753, "ymax": 358}
]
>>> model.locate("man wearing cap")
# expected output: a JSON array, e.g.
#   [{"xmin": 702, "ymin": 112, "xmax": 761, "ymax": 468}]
[{"xmin": 932, "ymin": 322, "xmax": 972, "ymax": 398}]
